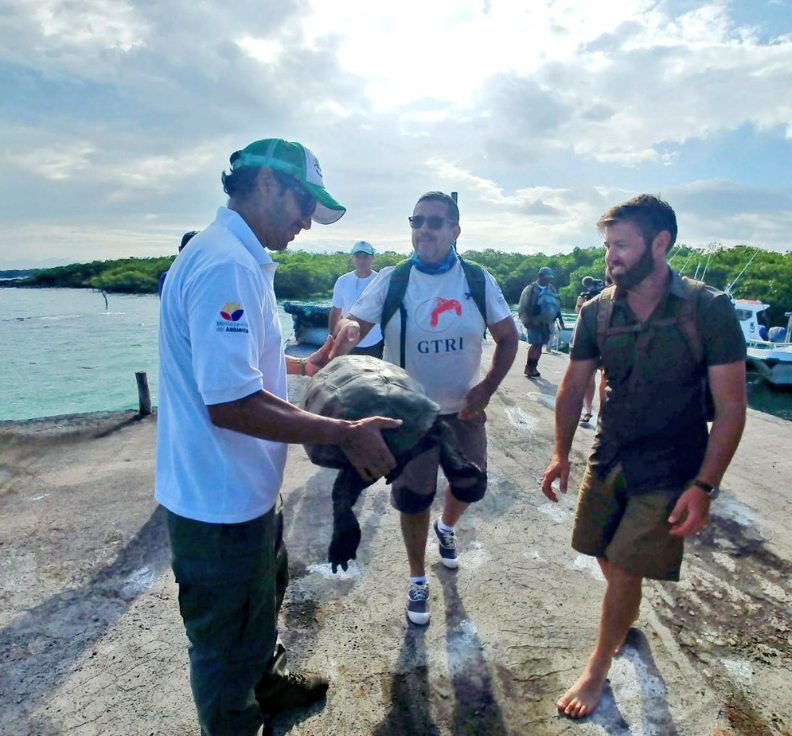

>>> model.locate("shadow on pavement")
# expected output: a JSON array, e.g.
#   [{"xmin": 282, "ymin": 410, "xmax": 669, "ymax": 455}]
[
  {"xmin": 437, "ymin": 568, "xmax": 507, "ymax": 736},
  {"xmin": 583, "ymin": 629, "xmax": 680, "ymax": 735},
  {"xmin": 0, "ymin": 505, "xmax": 170, "ymax": 735},
  {"xmin": 372, "ymin": 625, "xmax": 440, "ymax": 736}
]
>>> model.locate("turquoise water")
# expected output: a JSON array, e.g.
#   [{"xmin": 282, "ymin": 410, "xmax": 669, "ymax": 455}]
[
  {"xmin": 0, "ymin": 288, "xmax": 296, "ymax": 421},
  {"xmin": 1, "ymin": 287, "xmax": 790, "ymax": 422}
]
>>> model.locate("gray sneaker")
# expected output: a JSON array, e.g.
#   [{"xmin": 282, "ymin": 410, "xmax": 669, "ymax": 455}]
[
  {"xmin": 434, "ymin": 520, "xmax": 459, "ymax": 569},
  {"xmin": 406, "ymin": 581, "xmax": 430, "ymax": 625}
]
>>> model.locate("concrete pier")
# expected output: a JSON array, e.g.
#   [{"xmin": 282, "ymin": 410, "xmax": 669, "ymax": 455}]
[{"xmin": 1, "ymin": 344, "xmax": 790, "ymax": 735}]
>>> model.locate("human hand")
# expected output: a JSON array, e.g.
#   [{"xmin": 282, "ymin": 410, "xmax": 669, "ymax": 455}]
[
  {"xmin": 305, "ymin": 336, "xmax": 334, "ymax": 377},
  {"xmin": 668, "ymin": 486, "xmax": 711, "ymax": 537},
  {"xmin": 458, "ymin": 380, "xmax": 494, "ymax": 421},
  {"xmin": 541, "ymin": 456, "xmax": 569, "ymax": 503},
  {"xmin": 328, "ymin": 321, "xmax": 360, "ymax": 360},
  {"xmin": 340, "ymin": 416, "xmax": 402, "ymax": 482}
]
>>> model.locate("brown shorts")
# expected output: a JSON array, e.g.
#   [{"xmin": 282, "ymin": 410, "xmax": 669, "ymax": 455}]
[
  {"xmin": 571, "ymin": 464, "xmax": 685, "ymax": 581},
  {"xmin": 391, "ymin": 412, "xmax": 487, "ymax": 514}
]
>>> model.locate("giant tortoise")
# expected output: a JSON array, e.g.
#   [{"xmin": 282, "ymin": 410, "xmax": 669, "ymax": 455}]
[{"xmin": 300, "ymin": 355, "xmax": 485, "ymax": 572}]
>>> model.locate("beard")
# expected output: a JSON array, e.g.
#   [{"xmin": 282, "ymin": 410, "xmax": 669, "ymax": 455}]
[{"xmin": 611, "ymin": 243, "xmax": 655, "ymax": 289}]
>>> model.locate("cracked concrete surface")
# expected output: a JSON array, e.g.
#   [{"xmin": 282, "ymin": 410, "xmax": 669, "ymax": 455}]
[{"xmin": 1, "ymin": 347, "xmax": 790, "ymax": 736}]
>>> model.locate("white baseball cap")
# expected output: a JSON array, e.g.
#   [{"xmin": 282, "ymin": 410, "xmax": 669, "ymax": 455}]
[{"xmin": 351, "ymin": 241, "xmax": 374, "ymax": 255}]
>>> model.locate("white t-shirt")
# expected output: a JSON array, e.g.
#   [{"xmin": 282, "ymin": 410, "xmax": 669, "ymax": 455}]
[
  {"xmin": 331, "ymin": 270, "xmax": 383, "ymax": 348},
  {"xmin": 350, "ymin": 260, "xmax": 511, "ymax": 413},
  {"xmin": 156, "ymin": 207, "xmax": 288, "ymax": 524}
]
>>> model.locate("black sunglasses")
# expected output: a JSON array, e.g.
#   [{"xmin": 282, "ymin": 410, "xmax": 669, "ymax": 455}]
[
  {"xmin": 275, "ymin": 172, "xmax": 316, "ymax": 217},
  {"xmin": 408, "ymin": 215, "xmax": 456, "ymax": 230}
]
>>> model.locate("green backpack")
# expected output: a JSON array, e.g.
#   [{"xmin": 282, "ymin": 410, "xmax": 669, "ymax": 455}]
[
  {"xmin": 381, "ymin": 257, "xmax": 488, "ymax": 368},
  {"xmin": 594, "ymin": 277, "xmax": 715, "ymax": 421}
]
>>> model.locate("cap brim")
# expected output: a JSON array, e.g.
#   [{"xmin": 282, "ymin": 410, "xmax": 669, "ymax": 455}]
[{"xmin": 304, "ymin": 182, "xmax": 346, "ymax": 225}]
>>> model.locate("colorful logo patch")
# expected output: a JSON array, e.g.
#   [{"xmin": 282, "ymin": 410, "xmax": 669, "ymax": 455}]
[{"xmin": 220, "ymin": 302, "xmax": 244, "ymax": 322}]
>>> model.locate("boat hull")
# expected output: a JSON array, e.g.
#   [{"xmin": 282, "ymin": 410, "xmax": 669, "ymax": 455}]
[{"xmin": 746, "ymin": 342, "xmax": 792, "ymax": 387}]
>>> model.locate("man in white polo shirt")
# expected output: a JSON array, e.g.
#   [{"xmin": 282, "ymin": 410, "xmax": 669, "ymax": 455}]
[
  {"xmin": 329, "ymin": 240, "xmax": 384, "ymax": 358},
  {"xmin": 156, "ymin": 138, "xmax": 399, "ymax": 736}
]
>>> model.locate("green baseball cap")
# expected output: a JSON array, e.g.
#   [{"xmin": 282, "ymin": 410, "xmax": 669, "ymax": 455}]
[{"xmin": 231, "ymin": 138, "xmax": 346, "ymax": 225}]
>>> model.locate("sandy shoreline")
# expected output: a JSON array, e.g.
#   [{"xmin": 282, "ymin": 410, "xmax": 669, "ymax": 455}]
[{"xmin": 1, "ymin": 347, "xmax": 791, "ymax": 735}]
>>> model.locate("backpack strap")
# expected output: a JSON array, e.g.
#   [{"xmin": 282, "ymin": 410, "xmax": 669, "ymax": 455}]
[
  {"xmin": 381, "ymin": 259, "xmax": 414, "ymax": 368},
  {"xmin": 381, "ymin": 259, "xmax": 413, "ymax": 330},
  {"xmin": 677, "ymin": 277, "xmax": 706, "ymax": 366},
  {"xmin": 594, "ymin": 285, "xmax": 617, "ymax": 354},
  {"xmin": 458, "ymin": 257, "xmax": 488, "ymax": 324}
]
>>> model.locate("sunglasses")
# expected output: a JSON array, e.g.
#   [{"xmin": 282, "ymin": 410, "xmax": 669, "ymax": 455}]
[
  {"xmin": 276, "ymin": 172, "xmax": 316, "ymax": 217},
  {"xmin": 408, "ymin": 215, "xmax": 456, "ymax": 230}
]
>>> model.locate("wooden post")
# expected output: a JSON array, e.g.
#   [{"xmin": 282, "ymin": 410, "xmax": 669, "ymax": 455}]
[{"xmin": 135, "ymin": 371, "xmax": 152, "ymax": 416}]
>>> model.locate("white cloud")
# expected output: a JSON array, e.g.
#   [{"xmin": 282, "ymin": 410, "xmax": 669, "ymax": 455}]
[
  {"xmin": 1, "ymin": 0, "xmax": 791, "ymax": 268},
  {"xmin": 33, "ymin": 0, "xmax": 147, "ymax": 51}
]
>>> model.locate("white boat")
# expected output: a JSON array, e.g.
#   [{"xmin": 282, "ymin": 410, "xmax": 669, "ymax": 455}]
[{"xmin": 733, "ymin": 299, "xmax": 792, "ymax": 387}]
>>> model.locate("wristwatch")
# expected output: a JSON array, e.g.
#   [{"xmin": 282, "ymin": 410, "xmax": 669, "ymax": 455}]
[{"xmin": 692, "ymin": 479, "xmax": 720, "ymax": 500}]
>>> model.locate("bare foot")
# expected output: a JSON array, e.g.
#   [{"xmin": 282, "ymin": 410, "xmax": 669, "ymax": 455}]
[{"xmin": 557, "ymin": 654, "xmax": 610, "ymax": 719}]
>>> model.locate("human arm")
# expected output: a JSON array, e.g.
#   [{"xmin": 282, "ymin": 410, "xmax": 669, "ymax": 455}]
[
  {"xmin": 207, "ymin": 391, "xmax": 400, "ymax": 481},
  {"xmin": 458, "ymin": 316, "xmax": 518, "ymax": 420},
  {"xmin": 668, "ymin": 360, "xmax": 747, "ymax": 536},
  {"xmin": 517, "ymin": 285, "xmax": 533, "ymax": 326},
  {"xmin": 541, "ymin": 358, "xmax": 598, "ymax": 502},
  {"xmin": 285, "ymin": 334, "xmax": 336, "ymax": 377}
]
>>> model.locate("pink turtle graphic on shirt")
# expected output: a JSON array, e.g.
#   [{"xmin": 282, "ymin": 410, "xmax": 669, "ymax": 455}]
[{"xmin": 415, "ymin": 297, "xmax": 463, "ymax": 333}]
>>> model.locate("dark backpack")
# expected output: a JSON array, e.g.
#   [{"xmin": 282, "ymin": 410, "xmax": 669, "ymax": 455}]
[
  {"xmin": 594, "ymin": 277, "xmax": 715, "ymax": 421},
  {"xmin": 535, "ymin": 287, "xmax": 561, "ymax": 323},
  {"xmin": 381, "ymin": 257, "xmax": 488, "ymax": 368}
]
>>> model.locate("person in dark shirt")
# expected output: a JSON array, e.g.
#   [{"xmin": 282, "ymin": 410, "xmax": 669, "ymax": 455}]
[
  {"xmin": 541, "ymin": 194, "xmax": 747, "ymax": 719},
  {"xmin": 158, "ymin": 230, "xmax": 198, "ymax": 297},
  {"xmin": 517, "ymin": 267, "xmax": 565, "ymax": 378}
]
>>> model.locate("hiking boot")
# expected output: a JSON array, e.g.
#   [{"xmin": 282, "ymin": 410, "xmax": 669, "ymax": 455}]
[
  {"xmin": 434, "ymin": 519, "xmax": 459, "ymax": 569},
  {"xmin": 527, "ymin": 368, "xmax": 541, "ymax": 378},
  {"xmin": 406, "ymin": 581, "xmax": 430, "ymax": 625},
  {"xmin": 257, "ymin": 672, "xmax": 329, "ymax": 715}
]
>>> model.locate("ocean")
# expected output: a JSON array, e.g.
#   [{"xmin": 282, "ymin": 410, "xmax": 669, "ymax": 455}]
[
  {"xmin": 1, "ymin": 287, "xmax": 790, "ymax": 423},
  {"xmin": 0, "ymin": 287, "xmax": 298, "ymax": 422}
]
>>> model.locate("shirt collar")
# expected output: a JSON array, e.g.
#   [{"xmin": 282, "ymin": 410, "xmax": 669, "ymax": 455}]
[
  {"xmin": 668, "ymin": 267, "xmax": 688, "ymax": 299},
  {"xmin": 215, "ymin": 206, "xmax": 275, "ymax": 268}
]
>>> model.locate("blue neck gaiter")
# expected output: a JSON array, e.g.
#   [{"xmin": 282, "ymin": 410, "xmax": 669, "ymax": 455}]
[{"xmin": 411, "ymin": 248, "xmax": 458, "ymax": 275}]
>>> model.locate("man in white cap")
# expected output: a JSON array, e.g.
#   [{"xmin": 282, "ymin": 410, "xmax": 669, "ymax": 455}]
[
  {"xmin": 329, "ymin": 241, "xmax": 384, "ymax": 358},
  {"xmin": 156, "ymin": 138, "xmax": 400, "ymax": 736}
]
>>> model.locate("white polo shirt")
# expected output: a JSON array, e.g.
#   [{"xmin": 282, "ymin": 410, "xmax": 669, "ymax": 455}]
[
  {"xmin": 351, "ymin": 260, "xmax": 511, "ymax": 413},
  {"xmin": 331, "ymin": 270, "xmax": 383, "ymax": 348},
  {"xmin": 156, "ymin": 207, "xmax": 288, "ymax": 524}
]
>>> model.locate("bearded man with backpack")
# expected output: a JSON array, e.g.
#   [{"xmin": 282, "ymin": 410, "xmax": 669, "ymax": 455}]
[
  {"xmin": 541, "ymin": 194, "xmax": 747, "ymax": 719},
  {"xmin": 518, "ymin": 266, "xmax": 565, "ymax": 377},
  {"xmin": 334, "ymin": 191, "xmax": 519, "ymax": 625}
]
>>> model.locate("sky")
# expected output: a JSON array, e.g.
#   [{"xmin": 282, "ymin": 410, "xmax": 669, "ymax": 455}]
[{"xmin": 1, "ymin": 0, "xmax": 791, "ymax": 269}]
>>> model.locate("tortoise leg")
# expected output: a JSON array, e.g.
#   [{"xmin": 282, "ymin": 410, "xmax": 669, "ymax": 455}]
[
  {"xmin": 328, "ymin": 467, "xmax": 371, "ymax": 573},
  {"xmin": 435, "ymin": 418, "xmax": 486, "ymax": 482}
]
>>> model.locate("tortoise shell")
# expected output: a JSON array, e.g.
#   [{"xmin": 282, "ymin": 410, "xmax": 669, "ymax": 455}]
[{"xmin": 300, "ymin": 355, "xmax": 440, "ymax": 468}]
